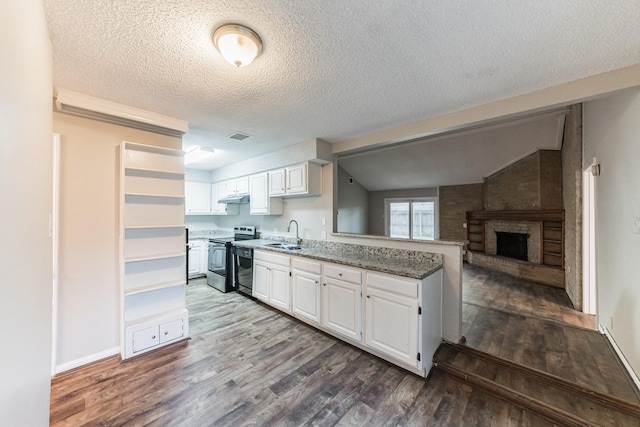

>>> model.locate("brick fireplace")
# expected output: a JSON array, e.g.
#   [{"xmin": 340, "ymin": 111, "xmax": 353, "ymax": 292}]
[{"xmin": 466, "ymin": 210, "xmax": 564, "ymax": 287}]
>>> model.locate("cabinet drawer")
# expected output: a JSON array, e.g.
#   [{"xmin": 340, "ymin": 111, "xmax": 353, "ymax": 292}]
[
  {"xmin": 160, "ymin": 318, "xmax": 183, "ymax": 343},
  {"xmin": 132, "ymin": 325, "xmax": 160, "ymax": 353},
  {"xmin": 366, "ymin": 272, "xmax": 418, "ymax": 298},
  {"xmin": 254, "ymin": 250, "xmax": 290, "ymax": 267},
  {"xmin": 292, "ymin": 257, "xmax": 322, "ymax": 275},
  {"xmin": 324, "ymin": 264, "xmax": 361, "ymax": 284}
]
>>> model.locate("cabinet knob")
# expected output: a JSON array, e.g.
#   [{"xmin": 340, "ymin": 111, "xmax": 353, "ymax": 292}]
[
  {"xmin": 366, "ymin": 295, "xmax": 370, "ymax": 299},
  {"xmin": 152, "ymin": 335, "xmax": 157, "ymax": 339},
  {"xmin": 339, "ymin": 273, "xmax": 343, "ymax": 276},
  {"xmin": 315, "ymin": 280, "xmax": 318, "ymax": 284},
  {"xmin": 164, "ymin": 331, "xmax": 169, "ymax": 335},
  {"xmin": 323, "ymin": 283, "xmax": 326, "ymax": 286}
]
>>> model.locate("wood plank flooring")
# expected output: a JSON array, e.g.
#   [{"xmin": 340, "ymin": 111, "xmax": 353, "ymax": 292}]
[
  {"xmin": 462, "ymin": 264, "xmax": 639, "ymax": 402},
  {"xmin": 50, "ymin": 264, "xmax": 639, "ymax": 425}
]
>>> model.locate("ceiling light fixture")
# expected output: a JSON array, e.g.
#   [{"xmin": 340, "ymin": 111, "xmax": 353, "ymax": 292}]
[
  {"xmin": 213, "ymin": 24, "xmax": 262, "ymax": 68},
  {"xmin": 184, "ymin": 146, "xmax": 214, "ymax": 165}
]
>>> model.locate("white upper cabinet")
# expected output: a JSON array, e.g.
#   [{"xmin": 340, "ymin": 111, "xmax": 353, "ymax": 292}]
[
  {"xmin": 268, "ymin": 162, "xmax": 322, "ymax": 197},
  {"xmin": 211, "ymin": 182, "xmax": 238, "ymax": 215},
  {"xmin": 185, "ymin": 180, "xmax": 237, "ymax": 216},
  {"xmin": 250, "ymin": 172, "xmax": 283, "ymax": 215},
  {"xmin": 225, "ymin": 176, "xmax": 250, "ymax": 197},
  {"xmin": 185, "ymin": 181, "xmax": 211, "ymax": 214},
  {"xmin": 235, "ymin": 176, "xmax": 249, "ymax": 195}
]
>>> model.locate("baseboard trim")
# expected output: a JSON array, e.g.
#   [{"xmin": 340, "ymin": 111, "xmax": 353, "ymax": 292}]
[
  {"xmin": 53, "ymin": 346, "xmax": 120, "ymax": 376},
  {"xmin": 600, "ymin": 324, "xmax": 640, "ymax": 397}
]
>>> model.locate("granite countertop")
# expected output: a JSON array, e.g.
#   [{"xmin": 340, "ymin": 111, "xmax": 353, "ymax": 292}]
[{"xmin": 234, "ymin": 239, "xmax": 443, "ymax": 280}]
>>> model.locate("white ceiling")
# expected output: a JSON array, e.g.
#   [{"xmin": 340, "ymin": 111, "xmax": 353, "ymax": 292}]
[
  {"xmin": 43, "ymin": 1, "xmax": 640, "ymax": 170},
  {"xmin": 339, "ymin": 110, "xmax": 566, "ymax": 191}
]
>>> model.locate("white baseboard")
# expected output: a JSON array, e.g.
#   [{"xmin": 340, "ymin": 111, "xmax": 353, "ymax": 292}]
[
  {"xmin": 599, "ymin": 325, "xmax": 640, "ymax": 392},
  {"xmin": 53, "ymin": 346, "xmax": 120, "ymax": 376}
]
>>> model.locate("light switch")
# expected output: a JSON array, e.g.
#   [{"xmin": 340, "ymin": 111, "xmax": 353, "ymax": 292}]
[
  {"xmin": 634, "ymin": 217, "xmax": 640, "ymax": 234},
  {"xmin": 321, "ymin": 217, "xmax": 326, "ymax": 226},
  {"xmin": 321, "ymin": 230, "xmax": 327, "ymax": 240}
]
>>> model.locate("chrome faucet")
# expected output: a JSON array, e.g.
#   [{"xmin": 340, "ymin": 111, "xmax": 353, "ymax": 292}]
[{"xmin": 287, "ymin": 219, "xmax": 301, "ymax": 245}]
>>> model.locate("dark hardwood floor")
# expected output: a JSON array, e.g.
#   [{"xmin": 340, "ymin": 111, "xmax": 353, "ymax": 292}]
[{"xmin": 50, "ymin": 265, "xmax": 639, "ymax": 426}]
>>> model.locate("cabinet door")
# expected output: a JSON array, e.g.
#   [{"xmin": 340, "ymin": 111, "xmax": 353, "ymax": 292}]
[
  {"xmin": 253, "ymin": 261, "xmax": 270, "ymax": 302},
  {"xmin": 269, "ymin": 265, "xmax": 291, "ymax": 313},
  {"xmin": 286, "ymin": 164, "xmax": 307, "ymax": 194},
  {"xmin": 292, "ymin": 270, "xmax": 321, "ymax": 325},
  {"xmin": 323, "ymin": 277, "xmax": 362, "ymax": 342},
  {"xmin": 250, "ymin": 173, "xmax": 269, "ymax": 214},
  {"xmin": 185, "ymin": 181, "xmax": 211, "ymax": 214},
  {"xmin": 188, "ymin": 242, "xmax": 201, "ymax": 276},
  {"xmin": 365, "ymin": 287, "xmax": 418, "ymax": 367},
  {"xmin": 268, "ymin": 169, "xmax": 286, "ymax": 196},
  {"xmin": 199, "ymin": 241, "xmax": 209, "ymax": 274},
  {"xmin": 225, "ymin": 179, "xmax": 237, "ymax": 196},
  {"xmin": 132, "ymin": 325, "xmax": 160, "ymax": 353},
  {"xmin": 236, "ymin": 176, "xmax": 249, "ymax": 195},
  {"xmin": 159, "ymin": 318, "xmax": 183, "ymax": 343}
]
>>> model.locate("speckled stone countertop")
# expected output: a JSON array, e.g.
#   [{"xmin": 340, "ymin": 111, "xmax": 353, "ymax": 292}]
[
  {"xmin": 234, "ymin": 239, "xmax": 443, "ymax": 280},
  {"xmin": 188, "ymin": 229, "xmax": 234, "ymax": 240}
]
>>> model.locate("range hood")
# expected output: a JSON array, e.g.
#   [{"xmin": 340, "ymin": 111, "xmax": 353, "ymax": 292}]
[{"xmin": 218, "ymin": 194, "xmax": 250, "ymax": 204}]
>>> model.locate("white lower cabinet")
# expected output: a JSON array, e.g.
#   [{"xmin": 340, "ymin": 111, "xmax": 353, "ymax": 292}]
[
  {"xmin": 188, "ymin": 240, "xmax": 202, "ymax": 277},
  {"xmin": 251, "ymin": 250, "xmax": 442, "ymax": 376},
  {"xmin": 126, "ymin": 310, "xmax": 187, "ymax": 358},
  {"xmin": 292, "ymin": 258, "xmax": 322, "ymax": 325},
  {"xmin": 253, "ymin": 250, "xmax": 291, "ymax": 313},
  {"xmin": 322, "ymin": 264, "xmax": 362, "ymax": 342},
  {"xmin": 365, "ymin": 284, "xmax": 419, "ymax": 367}
]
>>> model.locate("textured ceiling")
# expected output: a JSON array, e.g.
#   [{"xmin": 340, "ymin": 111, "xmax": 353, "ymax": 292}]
[{"xmin": 43, "ymin": 1, "xmax": 640, "ymax": 170}]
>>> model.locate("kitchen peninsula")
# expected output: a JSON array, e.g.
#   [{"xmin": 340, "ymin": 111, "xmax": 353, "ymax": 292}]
[{"xmin": 235, "ymin": 238, "xmax": 444, "ymax": 377}]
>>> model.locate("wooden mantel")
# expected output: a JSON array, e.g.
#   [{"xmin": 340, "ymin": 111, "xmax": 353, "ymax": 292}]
[{"xmin": 466, "ymin": 210, "xmax": 564, "ymax": 222}]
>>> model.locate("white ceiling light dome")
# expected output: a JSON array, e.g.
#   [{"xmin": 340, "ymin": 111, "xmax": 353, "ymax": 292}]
[{"xmin": 213, "ymin": 24, "xmax": 262, "ymax": 67}]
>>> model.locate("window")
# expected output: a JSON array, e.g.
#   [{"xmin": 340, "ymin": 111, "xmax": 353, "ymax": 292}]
[{"xmin": 385, "ymin": 198, "xmax": 437, "ymax": 240}]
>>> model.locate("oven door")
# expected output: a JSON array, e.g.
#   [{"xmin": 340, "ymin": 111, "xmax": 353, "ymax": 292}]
[
  {"xmin": 234, "ymin": 246, "xmax": 253, "ymax": 297},
  {"xmin": 207, "ymin": 242, "xmax": 228, "ymax": 291}
]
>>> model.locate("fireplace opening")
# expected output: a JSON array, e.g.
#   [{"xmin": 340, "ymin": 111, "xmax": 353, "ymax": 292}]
[{"xmin": 496, "ymin": 232, "xmax": 528, "ymax": 261}]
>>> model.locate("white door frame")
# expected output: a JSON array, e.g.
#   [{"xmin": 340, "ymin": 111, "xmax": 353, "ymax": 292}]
[
  {"xmin": 51, "ymin": 133, "xmax": 61, "ymax": 375},
  {"xmin": 582, "ymin": 159, "xmax": 598, "ymax": 317}
]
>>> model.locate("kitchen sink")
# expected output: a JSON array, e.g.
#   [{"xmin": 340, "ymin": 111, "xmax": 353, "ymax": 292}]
[{"xmin": 263, "ymin": 242, "xmax": 303, "ymax": 250}]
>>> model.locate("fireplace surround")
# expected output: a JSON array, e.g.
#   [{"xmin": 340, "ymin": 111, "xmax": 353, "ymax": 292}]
[{"xmin": 466, "ymin": 210, "xmax": 564, "ymax": 287}]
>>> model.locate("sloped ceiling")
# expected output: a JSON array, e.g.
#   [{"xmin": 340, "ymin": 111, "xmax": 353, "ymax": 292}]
[
  {"xmin": 339, "ymin": 111, "xmax": 566, "ymax": 191},
  {"xmin": 43, "ymin": 1, "xmax": 640, "ymax": 170}
]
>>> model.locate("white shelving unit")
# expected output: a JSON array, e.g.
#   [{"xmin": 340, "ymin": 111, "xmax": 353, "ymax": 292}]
[{"xmin": 120, "ymin": 141, "xmax": 189, "ymax": 359}]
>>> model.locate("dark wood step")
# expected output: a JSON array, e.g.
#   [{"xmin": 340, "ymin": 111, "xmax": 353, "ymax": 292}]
[{"xmin": 433, "ymin": 342, "xmax": 640, "ymax": 427}]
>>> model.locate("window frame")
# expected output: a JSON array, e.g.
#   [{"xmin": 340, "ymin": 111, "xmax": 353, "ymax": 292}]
[{"xmin": 384, "ymin": 197, "xmax": 438, "ymax": 240}]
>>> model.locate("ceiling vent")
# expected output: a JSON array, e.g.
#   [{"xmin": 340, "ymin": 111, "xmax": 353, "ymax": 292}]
[{"xmin": 228, "ymin": 132, "xmax": 252, "ymax": 141}]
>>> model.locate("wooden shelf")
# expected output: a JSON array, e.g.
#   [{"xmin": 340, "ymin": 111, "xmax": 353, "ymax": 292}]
[
  {"xmin": 124, "ymin": 141, "xmax": 184, "ymax": 156},
  {"xmin": 120, "ymin": 141, "xmax": 188, "ymax": 359},
  {"xmin": 467, "ymin": 210, "xmax": 564, "ymax": 222},
  {"xmin": 124, "ymin": 252, "xmax": 185, "ymax": 263},
  {"xmin": 124, "ymin": 224, "xmax": 185, "ymax": 230},
  {"xmin": 124, "ymin": 193, "xmax": 184, "ymax": 200},
  {"xmin": 124, "ymin": 166, "xmax": 184, "ymax": 178},
  {"xmin": 124, "ymin": 280, "xmax": 186, "ymax": 296}
]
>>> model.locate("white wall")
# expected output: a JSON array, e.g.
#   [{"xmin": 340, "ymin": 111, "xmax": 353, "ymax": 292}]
[
  {"xmin": 336, "ymin": 166, "xmax": 369, "ymax": 234},
  {"xmin": 53, "ymin": 112, "xmax": 182, "ymax": 371},
  {"xmin": 0, "ymin": 1, "xmax": 53, "ymax": 424},
  {"xmin": 200, "ymin": 163, "xmax": 334, "ymax": 240},
  {"xmin": 583, "ymin": 87, "xmax": 640, "ymax": 376}
]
